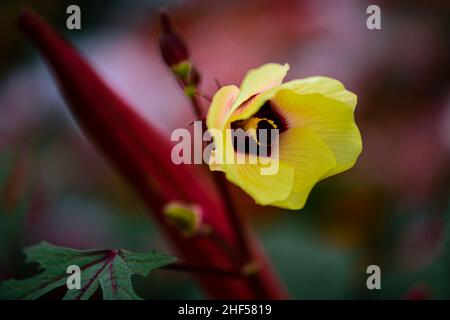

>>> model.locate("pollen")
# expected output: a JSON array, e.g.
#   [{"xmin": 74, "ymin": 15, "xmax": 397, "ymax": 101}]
[{"xmin": 240, "ymin": 117, "xmax": 277, "ymax": 146}]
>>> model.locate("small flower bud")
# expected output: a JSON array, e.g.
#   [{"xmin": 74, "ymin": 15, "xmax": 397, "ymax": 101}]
[
  {"xmin": 158, "ymin": 9, "xmax": 189, "ymax": 68},
  {"xmin": 241, "ymin": 261, "xmax": 260, "ymax": 276},
  {"xmin": 164, "ymin": 201, "xmax": 205, "ymax": 237}
]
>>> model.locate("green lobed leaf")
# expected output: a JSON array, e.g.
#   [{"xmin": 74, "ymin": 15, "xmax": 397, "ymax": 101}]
[{"xmin": 0, "ymin": 242, "xmax": 176, "ymax": 300}]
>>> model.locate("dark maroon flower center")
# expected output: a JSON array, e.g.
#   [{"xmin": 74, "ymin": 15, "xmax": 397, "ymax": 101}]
[{"xmin": 230, "ymin": 101, "xmax": 286, "ymax": 156}]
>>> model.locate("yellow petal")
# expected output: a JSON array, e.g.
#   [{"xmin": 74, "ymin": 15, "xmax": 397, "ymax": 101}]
[
  {"xmin": 206, "ymin": 85, "xmax": 240, "ymax": 167},
  {"xmin": 207, "ymin": 85, "xmax": 240, "ymax": 132},
  {"xmin": 273, "ymin": 127, "xmax": 336, "ymax": 210},
  {"xmin": 271, "ymin": 89, "xmax": 362, "ymax": 177},
  {"xmin": 280, "ymin": 76, "xmax": 357, "ymax": 110},
  {"xmin": 223, "ymin": 157, "xmax": 295, "ymax": 206},
  {"xmin": 230, "ymin": 76, "xmax": 357, "ymax": 123},
  {"xmin": 229, "ymin": 63, "xmax": 289, "ymax": 121}
]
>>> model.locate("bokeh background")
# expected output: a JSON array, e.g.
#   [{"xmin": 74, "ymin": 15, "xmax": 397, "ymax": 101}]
[{"xmin": 1, "ymin": 0, "xmax": 450, "ymax": 299}]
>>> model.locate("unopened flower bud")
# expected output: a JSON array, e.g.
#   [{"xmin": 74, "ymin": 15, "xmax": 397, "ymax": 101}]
[
  {"xmin": 163, "ymin": 201, "xmax": 205, "ymax": 237},
  {"xmin": 158, "ymin": 9, "xmax": 189, "ymax": 68},
  {"xmin": 241, "ymin": 261, "xmax": 260, "ymax": 276}
]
